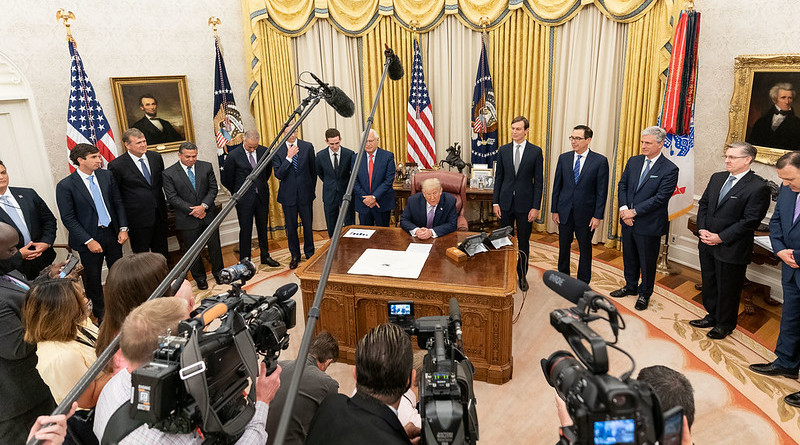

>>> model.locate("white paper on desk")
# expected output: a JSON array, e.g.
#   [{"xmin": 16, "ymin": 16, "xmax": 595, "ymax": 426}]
[
  {"xmin": 406, "ymin": 243, "xmax": 433, "ymax": 254},
  {"xmin": 348, "ymin": 248, "xmax": 429, "ymax": 279},
  {"xmin": 343, "ymin": 228, "xmax": 375, "ymax": 239},
  {"xmin": 754, "ymin": 236, "xmax": 773, "ymax": 253},
  {"xmin": 490, "ymin": 236, "xmax": 512, "ymax": 249}
]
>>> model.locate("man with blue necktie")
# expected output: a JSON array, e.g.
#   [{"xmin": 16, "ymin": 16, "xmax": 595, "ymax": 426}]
[{"xmin": 56, "ymin": 143, "xmax": 128, "ymax": 320}]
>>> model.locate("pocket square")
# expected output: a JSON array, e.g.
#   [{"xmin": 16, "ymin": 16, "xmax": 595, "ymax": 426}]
[
  {"xmin": 729, "ymin": 196, "xmax": 738, "ymax": 199},
  {"xmin": 650, "ymin": 175, "xmax": 658, "ymax": 178}
]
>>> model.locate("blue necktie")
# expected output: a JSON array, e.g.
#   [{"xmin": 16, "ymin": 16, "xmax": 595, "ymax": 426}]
[
  {"xmin": 636, "ymin": 159, "xmax": 652, "ymax": 191},
  {"xmin": 0, "ymin": 196, "xmax": 31, "ymax": 244},
  {"xmin": 717, "ymin": 176, "xmax": 736, "ymax": 205},
  {"xmin": 573, "ymin": 154, "xmax": 582, "ymax": 183},
  {"xmin": 139, "ymin": 158, "xmax": 152, "ymax": 185},
  {"xmin": 88, "ymin": 175, "xmax": 112, "ymax": 226},
  {"xmin": 187, "ymin": 166, "xmax": 196, "ymax": 189},
  {"xmin": 290, "ymin": 144, "xmax": 298, "ymax": 172}
]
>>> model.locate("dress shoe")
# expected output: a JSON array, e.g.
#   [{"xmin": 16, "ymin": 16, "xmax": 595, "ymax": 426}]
[
  {"xmin": 213, "ymin": 273, "xmax": 223, "ymax": 286},
  {"xmin": 196, "ymin": 279, "xmax": 208, "ymax": 290},
  {"xmin": 785, "ymin": 391, "xmax": 800, "ymax": 408},
  {"xmin": 749, "ymin": 362, "xmax": 799, "ymax": 379},
  {"xmin": 689, "ymin": 317, "xmax": 716, "ymax": 328},
  {"xmin": 289, "ymin": 258, "xmax": 300, "ymax": 270},
  {"xmin": 261, "ymin": 256, "xmax": 280, "ymax": 268},
  {"xmin": 518, "ymin": 275, "xmax": 529, "ymax": 292},
  {"xmin": 706, "ymin": 327, "xmax": 733, "ymax": 340},
  {"xmin": 610, "ymin": 287, "xmax": 637, "ymax": 298},
  {"xmin": 634, "ymin": 295, "xmax": 650, "ymax": 311}
]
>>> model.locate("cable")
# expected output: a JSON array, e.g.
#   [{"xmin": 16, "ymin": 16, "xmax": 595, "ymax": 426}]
[{"xmin": 512, "ymin": 248, "xmax": 528, "ymax": 324}]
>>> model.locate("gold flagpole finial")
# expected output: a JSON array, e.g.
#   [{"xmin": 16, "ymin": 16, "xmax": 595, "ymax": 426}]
[
  {"xmin": 208, "ymin": 16, "xmax": 221, "ymax": 35},
  {"xmin": 686, "ymin": 0, "xmax": 696, "ymax": 10},
  {"xmin": 57, "ymin": 9, "xmax": 75, "ymax": 37},
  {"xmin": 409, "ymin": 20, "xmax": 419, "ymax": 34}
]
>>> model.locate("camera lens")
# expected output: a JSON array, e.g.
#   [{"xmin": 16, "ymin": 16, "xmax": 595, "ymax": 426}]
[{"xmin": 541, "ymin": 351, "xmax": 585, "ymax": 395}]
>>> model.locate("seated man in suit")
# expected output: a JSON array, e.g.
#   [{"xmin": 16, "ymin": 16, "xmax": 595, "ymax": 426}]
[
  {"xmin": 353, "ymin": 129, "xmax": 395, "ymax": 227},
  {"xmin": 0, "ymin": 161, "xmax": 57, "ymax": 280},
  {"xmin": 399, "ymin": 177, "xmax": 457, "ymax": 239},
  {"xmin": 306, "ymin": 323, "xmax": 420, "ymax": 445},
  {"xmin": 131, "ymin": 94, "xmax": 183, "ymax": 145}
]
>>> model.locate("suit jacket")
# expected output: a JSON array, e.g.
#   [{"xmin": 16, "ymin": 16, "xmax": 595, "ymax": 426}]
[
  {"xmin": 273, "ymin": 140, "xmax": 317, "ymax": 207},
  {"xmin": 0, "ymin": 271, "xmax": 52, "ymax": 421},
  {"xmin": 697, "ymin": 171, "xmax": 770, "ymax": 265},
  {"xmin": 0, "ymin": 187, "xmax": 57, "ymax": 248},
  {"xmin": 492, "ymin": 141, "xmax": 544, "ymax": 213},
  {"xmin": 221, "ymin": 144, "xmax": 271, "ymax": 204},
  {"xmin": 56, "ymin": 169, "xmax": 128, "ymax": 251},
  {"xmin": 617, "ymin": 154, "xmax": 679, "ymax": 236},
  {"xmin": 399, "ymin": 192, "xmax": 458, "ymax": 237},
  {"xmin": 315, "ymin": 147, "xmax": 355, "ymax": 206},
  {"xmin": 306, "ymin": 392, "xmax": 412, "ymax": 445},
  {"xmin": 353, "ymin": 148, "xmax": 396, "ymax": 213},
  {"xmin": 551, "ymin": 150, "xmax": 609, "ymax": 222},
  {"xmin": 770, "ymin": 185, "xmax": 800, "ymax": 285},
  {"xmin": 108, "ymin": 151, "xmax": 167, "ymax": 228},
  {"xmin": 747, "ymin": 107, "xmax": 800, "ymax": 150},
  {"xmin": 131, "ymin": 116, "xmax": 183, "ymax": 145},
  {"xmin": 162, "ymin": 160, "xmax": 218, "ymax": 230}
]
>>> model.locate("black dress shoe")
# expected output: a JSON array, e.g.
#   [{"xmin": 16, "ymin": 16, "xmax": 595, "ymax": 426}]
[
  {"xmin": 689, "ymin": 318, "xmax": 716, "ymax": 328},
  {"xmin": 785, "ymin": 391, "xmax": 800, "ymax": 408},
  {"xmin": 706, "ymin": 327, "xmax": 733, "ymax": 340},
  {"xmin": 634, "ymin": 295, "xmax": 650, "ymax": 311},
  {"xmin": 749, "ymin": 362, "xmax": 799, "ymax": 379},
  {"xmin": 261, "ymin": 256, "xmax": 280, "ymax": 268},
  {"xmin": 610, "ymin": 287, "xmax": 637, "ymax": 298},
  {"xmin": 196, "ymin": 279, "xmax": 208, "ymax": 290},
  {"xmin": 518, "ymin": 275, "xmax": 529, "ymax": 292},
  {"xmin": 289, "ymin": 258, "xmax": 300, "ymax": 270},
  {"xmin": 213, "ymin": 273, "xmax": 223, "ymax": 285}
]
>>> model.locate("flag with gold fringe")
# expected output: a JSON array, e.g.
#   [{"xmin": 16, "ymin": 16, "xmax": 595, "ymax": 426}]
[{"xmin": 213, "ymin": 35, "xmax": 244, "ymax": 170}]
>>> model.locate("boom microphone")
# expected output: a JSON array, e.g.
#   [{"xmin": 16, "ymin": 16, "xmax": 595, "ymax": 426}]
[
  {"xmin": 542, "ymin": 270, "xmax": 591, "ymax": 305},
  {"xmin": 384, "ymin": 45, "xmax": 404, "ymax": 80},
  {"xmin": 449, "ymin": 297, "xmax": 463, "ymax": 341},
  {"xmin": 308, "ymin": 72, "xmax": 355, "ymax": 118}
]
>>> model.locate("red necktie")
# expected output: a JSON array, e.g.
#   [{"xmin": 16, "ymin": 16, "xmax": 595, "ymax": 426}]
[{"xmin": 368, "ymin": 154, "xmax": 374, "ymax": 192}]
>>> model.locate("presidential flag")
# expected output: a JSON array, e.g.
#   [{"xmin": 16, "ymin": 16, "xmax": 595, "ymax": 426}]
[
  {"xmin": 407, "ymin": 38, "xmax": 435, "ymax": 169},
  {"xmin": 471, "ymin": 38, "xmax": 498, "ymax": 166},
  {"xmin": 66, "ymin": 36, "xmax": 117, "ymax": 171},
  {"xmin": 213, "ymin": 35, "xmax": 244, "ymax": 170}
]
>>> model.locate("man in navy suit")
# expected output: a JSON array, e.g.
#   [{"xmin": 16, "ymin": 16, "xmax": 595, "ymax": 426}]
[
  {"xmin": 399, "ymin": 178, "xmax": 458, "ymax": 239},
  {"xmin": 56, "ymin": 143, "xmax": 129, "ymax": 319},
  {"xmin": 222, "ymin": 130, "xmax": 280, "ymax": 267},
  {"xmin": 551, "ymin": 125, "xmax": 609, "ymax": 284},
  {"xmin": 492, "ymin": 116, "xmax": 543, "ymax": 292},
  {"xmin": 316, "ymin": 128, "xmax": 355, "ymax": 237},
  {"xmin": 0, "ymin": 161, "xmax": 57, "ymax": 280},
  {"xmin": 691, "ymin": 142, "xmax": 770, "ymax": 340},
  {"xmin": 750, "ymin": 151, "xmax": 800, "ymax": 407},
  {"xmin": 108, "ymin": 128, "xmax": 168, "ymax": 258},
  {"xmin": 354, "ymin": 129, "xmax": 395, "ymax": 228},
  {"xmin": 610, "ymin": 127, "xmax": 679, "ymax": 310},
  {"xmin": 273, "ymin": 126, "xmax": 317, "ymax": 269}
]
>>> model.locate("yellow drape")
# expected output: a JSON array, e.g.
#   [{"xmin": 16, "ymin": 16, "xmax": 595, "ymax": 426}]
[{"xmin": 605, "ymin": 0, "xmax": 671, "ymax": 248}]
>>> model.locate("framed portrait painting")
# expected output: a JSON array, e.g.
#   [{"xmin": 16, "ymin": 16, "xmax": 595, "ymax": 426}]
[
  {"xmin": 727, "ymin": 54, "xmax": 800, "ymax": 164},
  {"xmin": 110, "ymin": 75, "xmax": 194, "ymax": 153}
]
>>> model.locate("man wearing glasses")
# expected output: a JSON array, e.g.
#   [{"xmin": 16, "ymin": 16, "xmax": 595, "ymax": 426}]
[{"xmin": 551, "ymin": 125, "xmax": 609, "ymax": 284}]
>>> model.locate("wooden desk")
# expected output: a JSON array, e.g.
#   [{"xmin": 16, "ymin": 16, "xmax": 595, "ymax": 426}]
[
  {"xmin": 295, "ymin": 226, "xmax": 517, "ymax": 384},
  {"xmin": 393, "ymin": 182, "xmax": 497, "ymax": 230}
]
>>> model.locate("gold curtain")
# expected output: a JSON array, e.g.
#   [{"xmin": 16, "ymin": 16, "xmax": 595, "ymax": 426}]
[{"xmin": 605, "ymin": 0, "xmax": 672, "ymax": 248}]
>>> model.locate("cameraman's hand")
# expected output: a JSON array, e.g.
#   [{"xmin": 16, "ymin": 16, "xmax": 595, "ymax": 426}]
[
  {"xmin": 554, "ymin": 395, "xmax": 573, "ymax": 427},
  {"xmin": 681, "ymin": 416, "xmax": 692, "ymax": 445},
  {"xmin": 404, "ymin": 422, "xmax": 421, "ymax": 444},
  {"xmin": 27, "ymin": 401, "xmax": 77, "ymax": 445},
  {"xmin": 256, "ymin": 362, "xmax": 281, "ymax": 405}
]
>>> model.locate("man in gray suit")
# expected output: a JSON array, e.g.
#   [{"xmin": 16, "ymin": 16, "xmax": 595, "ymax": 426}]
[{"xmin": 162, "ymin": 142, "xmax": 223, "ymax": 289}]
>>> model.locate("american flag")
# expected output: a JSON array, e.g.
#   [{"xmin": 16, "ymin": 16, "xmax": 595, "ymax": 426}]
[
  {"xmin": 66, "ymin": 37, "xmax": 117, "ymax": 171},
  {"xmin": 406, "ymin": 38, "xmax": 435, "ymax": 169},
  {"xmin": 213, "ymin": 36, "xmax": 244, "ymax": 170}
]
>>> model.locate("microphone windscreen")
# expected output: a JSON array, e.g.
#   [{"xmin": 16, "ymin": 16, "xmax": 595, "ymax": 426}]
[
  {"xmin": 541, "ymin": 270, "xmax": 589, "ymax": 305},
  {"xmin": 326, "ymin": 86, "xmax": 355, "ymax": 118},
  {"xmin": 388, "ymin": 54, "xmax": 404, "ymax": 80},
  {"xmin": 449, "ymin": 297, "xmax": 461, "ymax": 321}
]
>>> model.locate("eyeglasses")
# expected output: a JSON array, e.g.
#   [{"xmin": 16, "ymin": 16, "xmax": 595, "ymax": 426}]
[
  {"xmin": 568, "ymin": 136, "xmax": 586, "ymax": 141},
  {"xmin": 724, "ymin": 155, "xmax": 750, "ymax": 160}
]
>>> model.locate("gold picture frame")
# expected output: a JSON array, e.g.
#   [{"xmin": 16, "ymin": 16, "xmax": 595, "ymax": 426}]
[
  {"xmin": 110, "ymin": 75, "xmax": 194, "ymax": 153},
  {"xmin": 727, "ymin": 54, "xmax": 800, "ymax": 165}
]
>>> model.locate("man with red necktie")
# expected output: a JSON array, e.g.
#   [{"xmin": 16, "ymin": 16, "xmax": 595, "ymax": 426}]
[{"xmin": 353, "ymin": 129, "xmax": 395, "ymax": 227}]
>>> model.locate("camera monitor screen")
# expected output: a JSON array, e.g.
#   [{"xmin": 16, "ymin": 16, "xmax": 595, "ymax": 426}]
[
  {"xmin": 593, "ymin": 419, "xmax": 635, "ymax": 445},
  {"xmin": 390, "ymin": 303, "xmax": 412, "ymax": 316}
]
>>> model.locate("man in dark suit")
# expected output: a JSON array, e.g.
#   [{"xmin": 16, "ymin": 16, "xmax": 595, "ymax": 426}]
[
  {"xmin": 551, "ymin": 125, "xmax": 609, "ymax": 284},
  {"xmin": 747, "ymin": 83, "xmax": 800, "ymax": 150},
  {"xmin": 0, "ymin": 161, "xmax": 57, "ymax": 280},
  {"xmin": 0, "ymin": 223, "xmax": 55, "ymax": 443},
  {"xmin": 221, "ymin": 130, "xmax": 280, "ymax": 267},
  {"xmin": 610, "ymin": 127, "xmax": 679, "ymax": 311},
  {"xmin": 266, "ymin": 331, "xmax": 340, "ymax": 445},
  {"xmin": 162, "ymin": 142, "xmax": 223, "ymax": 289},
  {"xmin": 750, "ymin": 151, "xmax": 800, "ymax": 407},
  {"xmin": 691, "ymin": 142, "xmax": 770, "ymax": 340},
  {"xmin": 399, "ymin": 177, "xmax": 458, "ymax": 239},
  {"xmin": 492, "ymin": 116, "xmax": 544, "ymax": 292},
  {"xmin": 306, "ymin": 323, "xmax": 419, "ymax": 445},
  {"xmin": 273, "ymin": 126, "xmax": 317, "ymax": 269},
  {"xmin": 56, "ymin": 143, "xmax": 128, "ymax": 319},
  {"xmin": 108, "ymin": 128, "xmax": 168, "ymax": 258},
  {"xmin": 130, "ymin": 94, "xmax": 183, "ymax": 145},
  {"xmin": 353, "ymin": 129, "xmax": 395, "ymax": 227},
  {"xmin": 315, "ymin": 128, "xmax": 355, "ymax": 237}
]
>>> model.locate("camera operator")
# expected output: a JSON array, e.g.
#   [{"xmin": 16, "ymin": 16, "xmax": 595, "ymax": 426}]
[
  {"xmin": 305, "ymin": 323, "xmax": 421, "ymax": 445},
  {"xmin": 94, "ymin": 297, "xmax": 283, "ymax": 444}
]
